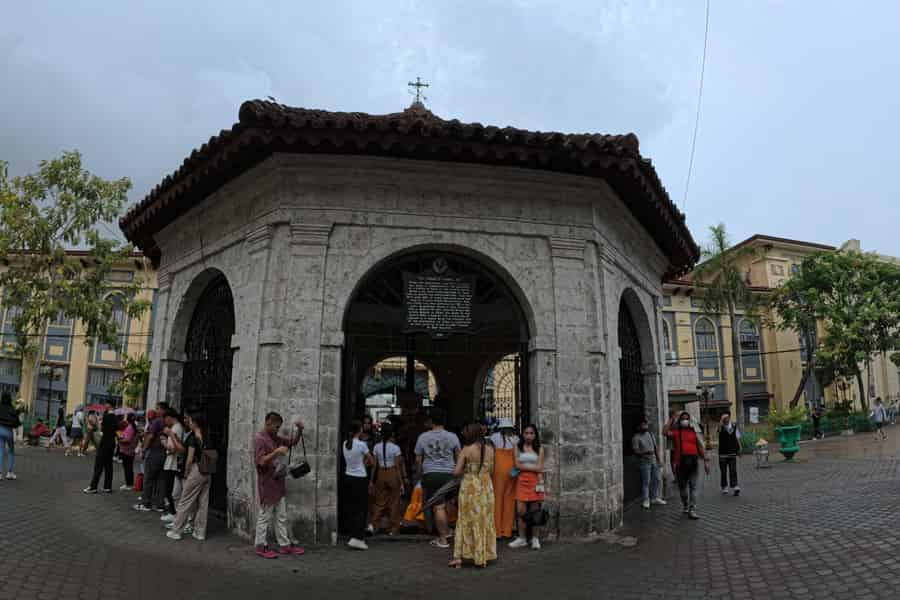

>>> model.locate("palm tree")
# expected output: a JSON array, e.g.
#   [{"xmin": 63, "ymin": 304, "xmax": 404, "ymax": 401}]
[{"xmin": 692, "ymin": 224, "xmax": 762, "ymax": 426}]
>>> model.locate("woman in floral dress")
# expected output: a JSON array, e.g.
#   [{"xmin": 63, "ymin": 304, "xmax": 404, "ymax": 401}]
[{"xmin": 448, "ymin": 423, "xmax": 496, "ymax": 568}]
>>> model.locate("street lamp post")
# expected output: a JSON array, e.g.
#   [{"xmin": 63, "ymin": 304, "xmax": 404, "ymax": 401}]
[
  {"xmin": 696, "ymin": 384, "xmax": 715, "ymax": 445},
  {"xmin": 40, "ymin": 365, "xmax": 64, "ymax": 421}
]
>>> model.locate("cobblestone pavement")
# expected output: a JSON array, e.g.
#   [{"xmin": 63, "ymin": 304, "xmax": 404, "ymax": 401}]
[{"xmin": 3, "ymin": 431, "xmax": 900, "ymax": 599}]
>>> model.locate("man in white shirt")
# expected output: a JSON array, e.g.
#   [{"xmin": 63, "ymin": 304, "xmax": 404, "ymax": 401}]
[
  {"xmin": 160, "ymin": 409, "xmax": 185, "ymax": 523},
  {"xmin": 414, "ymin": 408, "xmax": 459, "ymax": 549}
]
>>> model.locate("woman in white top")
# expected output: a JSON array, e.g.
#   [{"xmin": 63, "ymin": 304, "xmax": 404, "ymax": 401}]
[
  {"xmin": 343, "ymin": 419, "xmax": 374, "ymax": 550},
  {"xmin": 368, "ymin": 422, "xmax": 406, "ymax": 536}
]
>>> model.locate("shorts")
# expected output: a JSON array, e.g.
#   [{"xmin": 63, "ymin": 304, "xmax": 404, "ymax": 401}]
[
  {"xmin": 421, "ymin": 472, "xmax": 454, "ymax": 505},
  {"xmin": 70, "ymin": 428, "xmax": 83, "ymax": 441}
]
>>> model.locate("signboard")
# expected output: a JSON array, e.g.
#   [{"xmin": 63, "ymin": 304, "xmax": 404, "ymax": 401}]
[
  {"xmin": 403, "ymin": 272, "xmax": 474, "ymax": 336},
  {"xmin": 749, "ymin": 406, "xmax": 760, "ymax": 424}
]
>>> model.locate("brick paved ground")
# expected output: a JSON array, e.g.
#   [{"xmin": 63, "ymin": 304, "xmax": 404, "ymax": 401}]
[{"xmin": 2, "ymin": 430, "xmax": 900, "ymax": 599}]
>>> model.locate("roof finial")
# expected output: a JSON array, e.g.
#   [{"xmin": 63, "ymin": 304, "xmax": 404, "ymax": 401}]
[{"xmin": 407, "ymin": 76, "xmax": 429, "ymax": 108}]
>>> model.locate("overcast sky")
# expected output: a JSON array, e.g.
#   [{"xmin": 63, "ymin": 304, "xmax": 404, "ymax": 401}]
[{"xmin": 3, "ymin": 1, "xmax": 899, "ymax": 255}]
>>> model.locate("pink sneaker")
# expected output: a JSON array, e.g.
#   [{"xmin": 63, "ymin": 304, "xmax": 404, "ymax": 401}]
[
  {"xmin": 255, "ymin": 545, "xmax": 278, "ymax": 559},
  {"xmin": 277, "ymin": 545, "xmax": 305, "ymax": 556}
]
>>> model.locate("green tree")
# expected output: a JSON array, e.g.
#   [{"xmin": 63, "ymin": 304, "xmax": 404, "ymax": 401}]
[
  {"xmin": 692, "ymin": 224, "xmax": 763, "ymax": 426},
  {"xmin": 768, "ymin": 250, "xmax": 900, "ymax": 411},
  {"xmin": 0, "ymin": 152, "xmax": 149, "ymax": 414},
  {"xmin": 109, "ymin": 354, "xmax": 150, "ymax": 408}
]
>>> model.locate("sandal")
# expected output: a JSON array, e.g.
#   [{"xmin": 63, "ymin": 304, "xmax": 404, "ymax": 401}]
[
  {"xmin": 448, "ymin": 559, "xmax": 462, "ymax": 569},
  {"xmin": 430, "ymin": 539, "xmax": 450, "ymax": 549}
]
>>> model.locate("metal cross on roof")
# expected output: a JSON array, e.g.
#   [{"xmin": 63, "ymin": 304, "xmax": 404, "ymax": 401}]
[{"xmin": 407, "ymin": 77, "xmax": 429, "ymax": 104}]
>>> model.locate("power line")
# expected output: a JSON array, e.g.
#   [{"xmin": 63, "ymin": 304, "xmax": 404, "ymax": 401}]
[
  {"xmin": 666, "ymin": 343, "xmax": 815, "ymax": 365},
  {"xmin": 683, "ymin": 0, "xmax": 711, "ymax": 210}
]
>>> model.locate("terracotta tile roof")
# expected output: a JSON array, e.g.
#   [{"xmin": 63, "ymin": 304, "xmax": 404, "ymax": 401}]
[{"xmin": 120, "ymin": 100, "xmax": 700, "ymax": 276}]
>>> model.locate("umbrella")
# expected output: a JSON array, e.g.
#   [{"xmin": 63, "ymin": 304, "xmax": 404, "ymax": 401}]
[
  {"xmin": 85, "ymin": 404, "xmax": 107, "ymax": 413},
  {"xmin": 422, "ymin": 477, "xmax": 461, "ymax": 511},
  {"xmin": 113, "ymin": 407, "xmax": 135, "ymax": 416}
]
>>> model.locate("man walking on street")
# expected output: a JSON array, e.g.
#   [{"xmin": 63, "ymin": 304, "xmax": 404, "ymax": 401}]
[
  {"xmin": 632, "ymin": 415, "xmax": 666, "ymax": 510},
  {"xmin": 871, "ymin": 397, "xmax": 888, "ymax": 441},
  {"xmin": 718, "ymin": 412, "xmax": 741, "ymax": 496}
]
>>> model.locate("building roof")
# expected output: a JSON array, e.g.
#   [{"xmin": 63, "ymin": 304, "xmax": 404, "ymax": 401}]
[
  {"xmin": 119, "ymin": 100, "xmax": 700, "ymax": 276},
  {"xmin": 730, "ymin": 234, "xmax": 835, "ymax": 253}
]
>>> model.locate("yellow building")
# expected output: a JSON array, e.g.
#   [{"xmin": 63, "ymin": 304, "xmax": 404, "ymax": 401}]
[
  {"xmin": 663, "ymin": 234, "xmax": 836, "ymax": 427},
  {"xmin": 0, "ymin": 251, "xmax": 158, "ymax": 419}
]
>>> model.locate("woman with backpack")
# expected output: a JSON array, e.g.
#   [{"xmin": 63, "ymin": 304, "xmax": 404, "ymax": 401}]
[
  {"xmin": 166, "ymin": 413, "xmax": 211, "ymax": 541},
  {"xmin": 668, "ymin": 411, "xmax": 710, "ymax": 520}
]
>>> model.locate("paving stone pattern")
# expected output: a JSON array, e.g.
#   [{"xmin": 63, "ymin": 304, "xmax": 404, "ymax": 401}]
[{"xmin": 2, "ymin": 433, "xmax": 900, "ymax": 599}]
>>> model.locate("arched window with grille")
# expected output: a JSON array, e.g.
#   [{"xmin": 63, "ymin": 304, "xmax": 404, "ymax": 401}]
[
  {"xmin": 662, "ymin": 319, "xmax": 676, "ymax": 365},
  {"xmin": 738, "ymin": 318, "xmax": 764, "ymax": 380},
  {"xmin": 694, "ymin": 317, "xmax": 720, "ymax": 381}
]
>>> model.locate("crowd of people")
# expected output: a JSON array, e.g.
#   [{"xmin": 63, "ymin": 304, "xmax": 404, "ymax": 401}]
[{"xmin": 335, "ymin": 407, "xmax": 547, "ymax": 569}]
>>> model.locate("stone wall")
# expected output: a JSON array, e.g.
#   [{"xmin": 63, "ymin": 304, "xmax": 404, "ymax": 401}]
[{"xmin": 145, "ymin": 153, "xmax": 669, "ymax": 542}]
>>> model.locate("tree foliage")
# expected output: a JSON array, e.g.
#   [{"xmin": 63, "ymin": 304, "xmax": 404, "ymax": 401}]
[
  {"xmin": 767, "ymin": 250, "xmax": 900, "ymax": 410},
  {"xmin": 0, "ymin": 152, "xmax": 149, "ymax": 406},
  {"xmin": 109, "ymin": 353, "xmax": 150, "ymax": 408},
  {"xmin": 692, "ymin": 224, "xmax": 763, "ymax": 424}
]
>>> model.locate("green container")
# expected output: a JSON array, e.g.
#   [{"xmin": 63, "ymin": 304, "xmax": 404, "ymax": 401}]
[{"xmin": 775, "ymin": 425, "xmax": 801, "ymax": 461}]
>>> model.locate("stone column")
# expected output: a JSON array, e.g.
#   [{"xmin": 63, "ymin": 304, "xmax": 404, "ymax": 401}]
[
  {"xmin": 145, "ymin": 267, "xmax": 172, "ymax": 409},
  {"xmin": 283, "ymin": 221, "xmax": 335, "ymax": 544},
  {"xmin": 547, "ymin": 236, "xmax": 598, "ymax": 537}
]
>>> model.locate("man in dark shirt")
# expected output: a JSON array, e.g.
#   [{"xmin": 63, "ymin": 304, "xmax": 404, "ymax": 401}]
[{"xmin": 135, "ymin": 402, "xmax": 170, "ymax": 512}]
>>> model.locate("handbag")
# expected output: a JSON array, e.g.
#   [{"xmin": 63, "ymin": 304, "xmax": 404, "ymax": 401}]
[
  {"xmin": 198, "ymin": 447, "xmax": 219, "ymax": 475},
  {"xmin": 523, "ymin": 504, "xmax": 550, "ymax": 527},
  {"xmin": 509, "ymin": 467, "xmax": 520, "ymax": 478},
  {"xmin": 288, "ymin": 427, "xmax": 311, "ymax": 479}
]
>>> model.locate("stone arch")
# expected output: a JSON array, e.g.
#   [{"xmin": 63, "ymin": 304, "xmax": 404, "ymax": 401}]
[
  {"xmin": 324, "ymin": 233, "xmax": 548, "ymax": 345},
  {"xmin": 617, "ymin": 286, "xmax": 662, "ymax": 506}
]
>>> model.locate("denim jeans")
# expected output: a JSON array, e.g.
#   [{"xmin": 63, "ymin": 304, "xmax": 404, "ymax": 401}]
[
  {"xmin": 0, "ymin": 425, "xmax": 14, "ymax": 473},
  {"xmin": 677, "ymin": 464, "xmax": 699, "ymax": 509},
  {"xmin": 639, "ymin": 461, "xmax": 662, "ymax": 501}
]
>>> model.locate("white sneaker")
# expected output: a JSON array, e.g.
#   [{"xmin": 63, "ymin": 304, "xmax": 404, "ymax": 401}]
[
  {"xmin": 191, "ymin": 532, "xmax": 206, "ymax": 541},
  {"xmin": 5, "ymin": 472, "xmax": 15, "ymax": 480},
  {"xmin": 347, "ymin": 537, "xmax": 368, "ymax": 550},
  {"xmin": 530, "ymin": 538, "xmax": 541, "ymax": 550},
  {"xmin": 508, "ymin": 537, "xmax": 528, "ymax": 549},
  {"xmin": 83, "ymin": 487, "xmax": 98, "ymax": 494},
  {"xmin": 641, "ymin": 500, "xmax": 651, "ymax": 509},
  {"xmin": 166, "ymin": 530, "xmax": 182, "ymax": 541},
  {"xmin": 721, "ymin": 488, "xmax": 731, "ymax": 495},
  {"xmin": 119, "ymin": 485, "xmax": 133, "ymax": 491},
  {"xmin": 160, "ymin": 513, "xmax": 176, "ymax": 523},
  {"xmin": 365, "ymin": 524, "xmax": 375, "ymax": 535},
  {"xmin": 651, "ymin": 498, "xmax": 667, "ymax": 505}
]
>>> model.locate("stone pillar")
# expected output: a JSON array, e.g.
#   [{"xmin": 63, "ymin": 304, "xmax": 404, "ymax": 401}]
[
  {"xmin": 145, "ymin": 267, "xmax": 172, "ymax": 409},
  {"xmin": 228, "ymin": 223, "xmax": 275, "ymax": 537},
  {"xmin": 283, "ymin": 221, "xmax": 335, "ymax": 544},
  {"xmin": 547, "ymin": 236, "xmax": 599, "ymax": 537}
]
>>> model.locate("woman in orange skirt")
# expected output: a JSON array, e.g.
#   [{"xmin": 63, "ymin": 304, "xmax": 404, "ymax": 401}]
[
  {"xmin": 489, "ymin": 418, "xmax": 519, "ymax": 539},
  {"xmin": 509, "ymin": 424, "xmax": 545, "ymax": 550}
]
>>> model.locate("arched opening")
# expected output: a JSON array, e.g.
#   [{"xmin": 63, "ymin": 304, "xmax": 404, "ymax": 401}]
[
  {"xmin": 341, "ymin": 249, "xmax": 531, "ymax": 534},
  {"xmin": 180, "ymin": 274, "xmax": 235, "ymax": 515},
  {"xmin": 359, "ymin": 356, "xmax": 440, "ymax": 424},
  {"xmin": 479, "ymin": 354, "xmax": 522, "ymax": 425},
  {"xmin": 618, "ymin": 299, "xmax": 645, "ymax": 506}
]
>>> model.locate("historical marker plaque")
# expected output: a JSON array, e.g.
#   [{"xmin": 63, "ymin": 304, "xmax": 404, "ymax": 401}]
[{"xmin": 403, "ymin": 272, "xmax": 474, "ymax": 335}]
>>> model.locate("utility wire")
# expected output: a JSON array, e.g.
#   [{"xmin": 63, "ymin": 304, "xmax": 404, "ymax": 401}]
[{"xmin": 683, "ymin": 0, "xmax": 711, "ymax": 210}]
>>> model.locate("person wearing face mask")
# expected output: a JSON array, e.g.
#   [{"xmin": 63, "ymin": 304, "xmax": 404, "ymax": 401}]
[
  {"xmin": 667, "ymin": 411, "xmax": 709, "ymax": 519},
  {"xmin": 632, "ymin": 415, "xmax": 666, "ymax": 510},
  {"xmin": 717, "ymin": 412, "xmax": 741, "ymax": 496}
]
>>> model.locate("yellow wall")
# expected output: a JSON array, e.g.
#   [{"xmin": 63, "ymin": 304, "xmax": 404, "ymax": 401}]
[{"xmin": 1, "ymin": 255, "xmax": 158, "ymax": 415}]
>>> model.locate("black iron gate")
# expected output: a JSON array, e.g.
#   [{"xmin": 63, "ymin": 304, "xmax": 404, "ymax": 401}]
[
  {"xmin": 181, "ymin": 276, "xmax": 234, "ymax": 514},
  {"xmin": 619, "ymin": 302, "xmax": 644, "ymax": 506}
]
